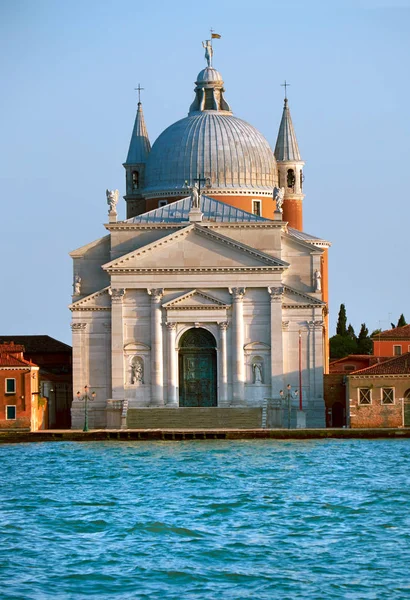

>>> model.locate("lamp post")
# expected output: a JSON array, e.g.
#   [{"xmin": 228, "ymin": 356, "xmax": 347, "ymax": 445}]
[
  {"xmin": 280, "ymin": 384, "xmax": 299, "ymax": 429},
  {"xmin": 76, "ymin": 385, "xmax": 96, "ymax": 432}
]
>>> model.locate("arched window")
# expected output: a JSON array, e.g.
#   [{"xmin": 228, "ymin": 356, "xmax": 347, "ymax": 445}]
[
  {"xmin": 132, "ymin": 171, "xmax": 139, "ymax": 189},
  {"xmin": 287, "ymin": 169, "xmax": 295, "ymax": 189},
  {"xmin": 300, "ymin": 169, "xmax": 303, "ymax": 191}
]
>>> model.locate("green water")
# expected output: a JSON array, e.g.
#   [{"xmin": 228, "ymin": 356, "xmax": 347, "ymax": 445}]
[{"xmin": 1, "ymin": 439, "xmax": 410, "ymax": 599}]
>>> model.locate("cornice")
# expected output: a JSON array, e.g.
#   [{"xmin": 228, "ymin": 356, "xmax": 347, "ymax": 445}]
[{"xmin": 105, "ymin": 266, "xmax": 284, "ymax": 274}]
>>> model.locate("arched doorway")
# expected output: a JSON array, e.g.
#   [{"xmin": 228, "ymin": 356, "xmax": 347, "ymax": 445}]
[
  {"xmin": 332, "ymin": 401, "xmax": 345, "ymax": 428},
  {"xmin": 179, "ymin": 328, "xmax": 217, "ymax": 407}
]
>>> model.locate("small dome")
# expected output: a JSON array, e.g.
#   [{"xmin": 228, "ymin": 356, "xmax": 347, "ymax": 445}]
[
  {"xmin": 143, "ymin": 112, "xmax": 277, "ymax": 195},
  {"xmin": 196, "ymin": 67, "xmax": 223, "ymax": 84}
]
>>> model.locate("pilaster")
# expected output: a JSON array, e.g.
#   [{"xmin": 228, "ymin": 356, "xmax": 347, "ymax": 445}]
[
  {"xmin": 110, "ymin": 288, "xmax": 126, "ymax": 399},
  {"xmin": 218, "ymin": 322, "xmax": 229, "ymax": 406},
  {"xmin": 147, "ymin": 288, "xmax": 164, "ymax": 406},
  {"xmin": 166, "ymin": 322, "xmax": 178, "ymax": 406},
  {"xmin": 268, "ymin": 286, "xmax": 284, "ymax": 398},
  {"xmin": 229, "ymin": 288, "xmax": 246, "ymax": 406}
]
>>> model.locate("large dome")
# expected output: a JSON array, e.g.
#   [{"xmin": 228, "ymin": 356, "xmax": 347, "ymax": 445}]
[{"xmin": 144, "ymin": 112, "xmax": 277, "ymax": 196}]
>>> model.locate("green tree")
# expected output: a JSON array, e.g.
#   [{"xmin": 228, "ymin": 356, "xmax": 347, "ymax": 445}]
[
  {"xmin": 397, "ymin": 314, "xmax": 407, "ymax": 328},
  {"xmin": 336, "ymin": 304, "xmax": 347, "ymax": 336},
  {"xmin": 329, "ymin": 334, "xmax": 358, "ymax": 359},
  {"xmin": 347, "ymin": 323, "xmax": 356, "ymax": 340},
  {"xmin": 357, "ymin": 323, "xmax": 372, "ymax": 354}
]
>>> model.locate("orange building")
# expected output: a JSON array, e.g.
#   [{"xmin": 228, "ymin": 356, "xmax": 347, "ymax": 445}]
[
  {"xmin": 372, "ymin": 324, "xmax": 410, "ymax": 358},
  {"xmin": 0, "ymin": 342, "xmax": 45, "ymax": 431}
]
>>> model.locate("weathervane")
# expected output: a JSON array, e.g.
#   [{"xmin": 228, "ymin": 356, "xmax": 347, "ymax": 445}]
[{"xmin": 134, "ymin": 83, "xmax": 144, "ymax": 103}]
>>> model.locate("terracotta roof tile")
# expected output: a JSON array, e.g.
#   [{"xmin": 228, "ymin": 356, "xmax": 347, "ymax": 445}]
[
  {"xmin": 0, "ymin": 354, "xmax": 35, "ymax": 367},
  {"xmin": 0, "ymin": 335, "xmax": 71, "ymax": 353},
  {"xmin": 372, "ymin": 324, "xmax": 410, "ymax": 340},
  {"xmin": 351, "ymin": 352, "xmax": 410, "ymax": 376}
]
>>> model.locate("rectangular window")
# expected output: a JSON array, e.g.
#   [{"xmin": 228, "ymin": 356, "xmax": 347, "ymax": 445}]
[
  {"xmin": 252, "ymin": 200, "xmax": 261, "ymax": 216},
  {"xmin": 382, "ymin": 388, "xmax": 394, "ymax": 404},
  {"xmin": 5, "ymin": 378, "xmax": 16, "ymax": 394},
  {"xmin": 158, "ymin": 200, "xmax": 168, "ymax": 207},
  {"xmin": 359, "ymin": 388, "xmax": 371, "ymax": 405},
  {"xmin": 394, "ymin": 345, "xmax": 402, "ymax": 356},
  {"xmin": 6, "ymin": 406, "xmax": 16, "ymax": 420}
]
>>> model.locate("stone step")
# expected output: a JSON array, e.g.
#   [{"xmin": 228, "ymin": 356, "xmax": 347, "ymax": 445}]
[{"xmin": 127, "ymin": 407, "xmax": 262, "ymax": 429}]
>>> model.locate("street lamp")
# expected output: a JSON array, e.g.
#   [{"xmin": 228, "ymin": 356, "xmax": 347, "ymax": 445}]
[
  {"xmin": 76, "ymin": 385, "xmax": 96, "ymax": 432},
  {"xmin": 280, "ymin": 384, "xmax": 299, "ymax": 429}
]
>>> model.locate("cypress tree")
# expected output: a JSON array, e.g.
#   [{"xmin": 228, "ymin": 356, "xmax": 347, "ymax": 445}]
[{"xmin": 336, "ymin": 304, "xmax": 347, "ymax": 336}]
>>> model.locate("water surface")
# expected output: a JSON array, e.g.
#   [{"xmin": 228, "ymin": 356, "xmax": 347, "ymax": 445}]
[{"xmin": 1, "ymin": 439, "xmax": 410, "ymax": 599}]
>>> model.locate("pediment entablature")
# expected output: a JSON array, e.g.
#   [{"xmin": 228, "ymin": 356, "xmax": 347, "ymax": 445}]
[
  {"xmin": 69, "ymin": 287, "xmax": 111, "ymax": 311},
  {"xmin": 282, "ymin": 285, "xmax": 326, "ymax": 309},
  {"xmin": 163, "ymin": 289, "xmax": 230, "ymax": 311},
  {"xmin": 102, "ymin": 224, "xmax": 288, "ymax": 273}
]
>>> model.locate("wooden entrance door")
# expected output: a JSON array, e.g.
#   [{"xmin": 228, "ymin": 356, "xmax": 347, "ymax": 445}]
[{"xmin": 178, "ymin": 328, "xmax": 217, "ymax": 407}]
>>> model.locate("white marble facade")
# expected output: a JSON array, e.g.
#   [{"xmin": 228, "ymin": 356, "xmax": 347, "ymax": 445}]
[{"xmin": 69, "ymin": 199, "xmax": 329, "ymax": 428}]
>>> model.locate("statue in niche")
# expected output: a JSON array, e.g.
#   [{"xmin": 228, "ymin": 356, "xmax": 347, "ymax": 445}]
[
  {"xmin": 202, "ymin": 40, "xmax": 213, "ymax": 67},
  {"xmin": 106, "ymin": 189, "xmax": 119, "ymax": 213},
  {"xmin": 130, "ymin": 357, "xmax": 143, "ymax": 384},
  {"xmin": 73, "ymin": 274, "xmax": 81, "ymax": 296},
  {"xmin": 314, "ymin": 269, "xmax": 322, "ymax": 292},
  {"xmin": 253, "ymin": 362, "xmax": 263, "ymax": 384},
  {"xmin": 273, "ymin": 186, "xmax": 285, "ymax": 213}
]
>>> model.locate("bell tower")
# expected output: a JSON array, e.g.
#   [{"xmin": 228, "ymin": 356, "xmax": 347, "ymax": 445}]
[
  {"xmin": 123, "ymin": 85, "xmax": 151, "ymax": 219},
  {"xmin": 274, "ymin": 89, "xmax": 305, "ymax": 231}
]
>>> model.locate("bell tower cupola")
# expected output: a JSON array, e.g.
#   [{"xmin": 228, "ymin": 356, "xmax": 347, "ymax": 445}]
[
  {"xmin": 274, "ymin": 86, "xmax": 305, "ymax": 231},
  {"xmin": 123, "ymin": 85, "xmax": 151, "ymax": 219}
]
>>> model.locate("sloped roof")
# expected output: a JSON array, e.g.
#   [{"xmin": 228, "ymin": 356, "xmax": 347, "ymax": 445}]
[
  {"xmin": 0, "ymin": 336, "xmax": 71, "ymax": 354},
  {"xmin": 125, "ymin": 102, "xmax": 151, "ymax": 164},
  {"xmin": 351, "ymin": 352, "xmax": 410, "ymax": 376},
  {"xmin": 274, "ymin": 99, "xmax": 302, "ymax": 162},
  {"xmin": 0, "ymin": 353, "xmax": 36, "ymax": 367},
  {"xmin": 372, "ymin": 324, "xmax": 410, "ymax": 340},
  {"xmin": 128, "ymin": 195, "xmax": 270, "ymax": 224}
]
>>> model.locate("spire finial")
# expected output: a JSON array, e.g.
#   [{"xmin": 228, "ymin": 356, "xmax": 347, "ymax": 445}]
[
  {"xmin": 281, "ymin": 80, "xmax": 290, "ymax": 103},
  {"xmin": 134, "ymin": 83, "xmax": 144, "ymax": 104}
]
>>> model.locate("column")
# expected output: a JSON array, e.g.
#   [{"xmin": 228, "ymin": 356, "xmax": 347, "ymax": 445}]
[
  {"xmin": 110, "ymin": 288, "xmax": 126, "ymax": 399},
  {"xmin": 147, "ymin": 288, "xmax": 164, "ymax": 406},
  {"xmin": 218, "ymin": 322, "xmax": 229, "ymax": 406},
  {"xmin": 268, "ymin": 286, "xmax": 284, "ymax": 399},
  {"xmin": 229, "ymin": 288, "xmax": 246, "ymax": 406},
  {"xmin": 71, "ymin": 322, "xmax": 88, "ymax": 429},
  {"xmin": 166, "ymin": 322, "xmax": 178, "ymax": 406}
]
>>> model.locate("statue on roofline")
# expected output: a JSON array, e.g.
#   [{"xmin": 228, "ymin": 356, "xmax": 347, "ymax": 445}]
[
  {"xmin": 106, "ymin": 189, "xmax": 119, "ymax": 214},
  {"xmin": 273, "ymin": 186, "xmax": 285, "ymax": 213},
  {"xmin": 202, "ymin": 40, "xmax": 213, "ymax": 67}
]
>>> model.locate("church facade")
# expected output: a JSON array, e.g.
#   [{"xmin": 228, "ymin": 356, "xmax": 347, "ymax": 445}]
[{"xmin": 69, "ymin": 42, "xmax": 330, "ymax": 429}]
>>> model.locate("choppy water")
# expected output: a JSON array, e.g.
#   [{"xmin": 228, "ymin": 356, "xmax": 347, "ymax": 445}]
[{"xmin": 1, "ymin": 440, "xmax": 410, "ymax": 599}]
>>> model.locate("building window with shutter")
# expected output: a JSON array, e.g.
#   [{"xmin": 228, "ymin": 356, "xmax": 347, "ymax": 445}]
[
  {"xmin": 5, "ymin": 378, "xmax": 16, "ymax": 394},
  {"xmin": 252, "ymin": 200, "xmax": 261, "ymax": 216},
  {"xmin": 381, "ymin": 388, "xmax": 394, "ymax": 404},
  {"xmin": 394, "ymin": 345, "xmax": 402, "ymax": 356},
  {"xmin": 6, "ymin": 406, "xmax": 16, "ymax": 420},
  {"xmin": 359, "ymin": 388, "xmax": 371, "ymax": 405}
]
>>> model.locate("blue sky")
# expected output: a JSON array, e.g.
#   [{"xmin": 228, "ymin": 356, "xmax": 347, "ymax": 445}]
[{"xmin": 1, "ymin": 0, "xmax": 409, "ymax": 344}]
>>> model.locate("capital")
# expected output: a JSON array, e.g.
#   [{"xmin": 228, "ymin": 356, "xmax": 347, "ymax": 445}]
[
  {"xmin": 218, "ymin": 321, "xmax": 229, "ymax": 331},
  {"xmin": 165, "ymin": 322, "xmax": 177, "ymax": 331},
  {"xmin": 268, "ymin": 286, "xmax": 284, "ymax": 302},
  {"xmin": 147, "ymin": 288, "xmax": 164, "ymax": 303},
  {"xmin": 109, "ymin": 288, "xmax": 126, "ymax": 303},
  {"xmin": 229, "ymin": 287, "xmax": 246, "ymax": 300}
]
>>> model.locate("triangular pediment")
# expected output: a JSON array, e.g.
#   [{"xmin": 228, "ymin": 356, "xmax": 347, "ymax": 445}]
[
  {"xmin": 103, "ymin": 224, "xmax": 288, "ymax": 272},
  {"xmin": 163, "ymin": 289, "xmax": 230, "ymax": 310},
  {"xmin": 283, "ymin": 285, "xmax": 325, "ymax": 308},
  {"xmin": 69, "ymin": 287, "xmax": 111, "ymax": 311}
]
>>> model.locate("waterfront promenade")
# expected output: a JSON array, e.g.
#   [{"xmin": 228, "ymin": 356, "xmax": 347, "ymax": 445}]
[{"xmin": 1, "ymin": 427, "xmax": 410, "ymax": 443}]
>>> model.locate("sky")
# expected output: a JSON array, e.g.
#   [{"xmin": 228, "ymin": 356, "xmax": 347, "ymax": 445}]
[{"xmin": 1, "ymin": 0, "xmax": 409, "ymax": 345}]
